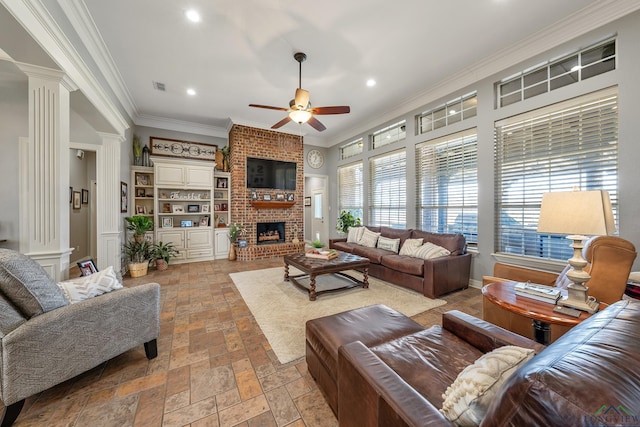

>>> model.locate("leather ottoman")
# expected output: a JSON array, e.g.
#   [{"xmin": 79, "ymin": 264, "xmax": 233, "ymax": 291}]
[{"xmin": 305, "ymin": 304, "xmax": 425, "ymax": 416}]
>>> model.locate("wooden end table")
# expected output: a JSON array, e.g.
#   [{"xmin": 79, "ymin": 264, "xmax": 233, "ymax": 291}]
[
  {"xmin": 482, "ymin": 281, "xmax": 607, "ymax": 344},
  {"xmin": 283, "ymin": 251, "xmax": 370, "ymax": 301}
]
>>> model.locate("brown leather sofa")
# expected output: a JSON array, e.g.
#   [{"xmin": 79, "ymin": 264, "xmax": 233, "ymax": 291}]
[
  {"xmin": 330, "ymin": 226, "xmax": 471, "ymax": 298},
  {"xmin": 483, "ymin": 235, "xmax": 637, "ymax": 342},
  {"xmin": 335, "ymin": 300, "xmax": 640, "ymax": 426}
]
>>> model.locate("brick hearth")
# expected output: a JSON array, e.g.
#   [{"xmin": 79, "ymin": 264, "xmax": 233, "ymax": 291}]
[{"xmin": 228, "ymin": 124, "xmax": 305, "ymax": 260}]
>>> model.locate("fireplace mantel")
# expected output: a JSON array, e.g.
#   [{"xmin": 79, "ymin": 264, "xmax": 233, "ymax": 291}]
[{"xmin": 250, "ymin": 200, "xmax": 295, "ymax": 209}]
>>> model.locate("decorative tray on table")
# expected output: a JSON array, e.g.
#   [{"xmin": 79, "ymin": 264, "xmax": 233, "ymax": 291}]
[{"xmin": 305, "ymin": 249, "xmax": 338, "ymax": 260}]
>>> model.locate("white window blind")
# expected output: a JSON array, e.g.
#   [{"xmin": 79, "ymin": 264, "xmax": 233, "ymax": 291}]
[
  {"xmin": 369, "ymin": 149, "xmax": 406, "ymax": 228},
  {"xmin": 337, "ymin": 162, "xmax": 363, "ymax": 224},
  {"xmin": 416, "ymin": 129, "xmax": 478, "ymax": 243},
  {"xmin": 494, "ymin": 87, "xmax": 618, "ymax": 260}
]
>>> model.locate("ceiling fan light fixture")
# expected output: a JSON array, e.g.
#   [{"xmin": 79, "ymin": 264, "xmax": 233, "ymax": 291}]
[{"xmin": 289, "ymin": 109, "xmax": 312, "ymax": 124}]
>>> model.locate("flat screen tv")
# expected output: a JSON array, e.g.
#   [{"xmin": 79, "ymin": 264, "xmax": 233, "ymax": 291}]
[{"xmin": 246, "ymin": 157, "xmax": 296, "ymax": 190}]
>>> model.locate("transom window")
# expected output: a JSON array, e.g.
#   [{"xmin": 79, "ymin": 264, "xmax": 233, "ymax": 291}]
[
  {"xmin": 494, "ymin": 87, "xmax": 618, "ymax": 260},
  {"xmin": 371, "ymin": 121, "xmax": 406, "ymax": 150},
  {"xmin": 337, "ymin": 162, "xmax": 364, "ymax": 225},
  {"xmin": 416, "ymin": 129, "xmax": 478, "ymax": 244},
  {"xmin": 340, "ymin": 138, "xmax": 363, "ymax": 160},
  {"xmin": 417, "ymin": 92, "xmax": 477, "ymax": 134},
  {"xmin": 369, "ymin": 149, "xmax": 406, "ymax": 228}
]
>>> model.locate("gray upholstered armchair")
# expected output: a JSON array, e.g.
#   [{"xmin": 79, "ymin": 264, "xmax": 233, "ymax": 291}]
[{"xmin": 0, "ymin": 249, "xmax": 160, "ymax": 426}]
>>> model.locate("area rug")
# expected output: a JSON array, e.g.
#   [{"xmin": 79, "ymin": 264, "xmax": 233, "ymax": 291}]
[{"xmin": 230, "ymin": 267, "xmax": 446, "ymax": 364}]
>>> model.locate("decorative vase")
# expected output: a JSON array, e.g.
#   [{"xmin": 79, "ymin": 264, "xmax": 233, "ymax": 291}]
[
  {"xmin": 134, "ymin": 156, "xmax": 142, "ymax": 166},
  {"xmin": 228, "ymin": 244, "xmax": 237, "ymax": 261},
  {"xmin": 156, "ymin": 259, "xmax": 168, "ymax": 271},
  {"xmin": 223, "ymin": 156, "xmax": 230, "ymax": 172},
  {"xmin": 292, "ymin": 237, "xmax": 300, "ymax": 244}
]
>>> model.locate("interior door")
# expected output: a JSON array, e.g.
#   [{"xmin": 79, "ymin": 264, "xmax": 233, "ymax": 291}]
[{"xmin": 311, "ymin": 190, "xmax": 326, "ymax": 243}]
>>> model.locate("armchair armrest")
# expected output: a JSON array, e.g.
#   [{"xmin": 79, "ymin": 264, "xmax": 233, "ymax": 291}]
[
  {"xmin": 338, "ymin": 341, "xmax": 453, "ymax": 427},
  {"xmin": 2, "ymin": 283, "xmax": 160, "ymax": 405},
  {"xmin": 442, "ymin": 310, "xmax": 545, "ymax": 354}
]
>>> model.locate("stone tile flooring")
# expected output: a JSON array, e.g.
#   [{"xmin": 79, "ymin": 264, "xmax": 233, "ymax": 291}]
[{"xmin": 13, "ymin": 258, "xmax": 483, "ymax": 426}]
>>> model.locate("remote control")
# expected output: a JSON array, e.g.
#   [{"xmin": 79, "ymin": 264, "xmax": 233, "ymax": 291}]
[{"xmin": 553, "ymin": 305, "xmax": 582, "ymax": 318}]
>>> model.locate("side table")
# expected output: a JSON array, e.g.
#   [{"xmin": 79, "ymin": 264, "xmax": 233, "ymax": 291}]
[{"xmin": 482, "ymin": 281, "xmax": 607, "ymax": 344}]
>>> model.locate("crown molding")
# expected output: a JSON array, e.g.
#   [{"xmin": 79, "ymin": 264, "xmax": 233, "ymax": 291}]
[
  {"xmin": 326, "ymin": 0, "xmax": 640, "ymax": 147},
  {"xmin": 1, "ymin": 0, "xmax": 130, "ymax": 136},
  {"xmin": 134, "ymin": 113, "xmax": 229, "ymax": 139},
  {"xmin": 15, "ymin": 62, "xmax": 78, "ymax": 91},
  {"xmin": 57, "ymin": 0, "xmax": 137, "ymax": 120}
]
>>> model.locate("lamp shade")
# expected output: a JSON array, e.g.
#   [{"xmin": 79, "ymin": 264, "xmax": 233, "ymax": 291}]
[
  {"xmin": 537, "ymin": 190, "xmax": 615, "ymax": 236},
  {"xmin": 289, "ymin": 109, "xmax": 312, "ymax": 124}
]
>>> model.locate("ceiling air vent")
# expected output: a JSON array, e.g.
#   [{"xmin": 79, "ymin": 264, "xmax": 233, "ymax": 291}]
[{"xmin": 152, "ymin": 81, "xmax": 166, "ymax": 91}]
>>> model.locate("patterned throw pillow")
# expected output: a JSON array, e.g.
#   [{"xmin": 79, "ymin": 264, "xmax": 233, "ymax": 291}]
[
  {"xmin": 399, "ymin": 238, "xmax": 424, "ymax": 256},
  {"xmin": 440, "ymin": 346, "xmax": 535, "ymax": 426},
  {"xmin": 377, "ymin": 236, "xmax": 401, "ymax": 253},
  {"xmin": 410, "ymin": 242, "xmax": 451, "ymax": 260},
  {"xmin": 57, "ymin": 266, "xmax": 123, "ymax": 303},
  {"xmin": 358, "ymin": 227, "xmax": 381, "ymax": 248},
  {"xmin": 347, "ymin": 226, "xmax": 365, "ymax": 243}
]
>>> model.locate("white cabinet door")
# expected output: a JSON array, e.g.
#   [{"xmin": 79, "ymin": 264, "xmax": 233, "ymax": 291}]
[
  {"xmin": 187, "ymin": 228, "xmax": 212, "ymax": 248},
  {"xmin": 186, "ymin": 166, "xmax": 213, "ymax": 188},
  {"xmin": 155, "ymin": 163, "xmax": 186, "ymax": 186},
  {"xmin": 156, "ymin": 229, "xmax": 187, "ymax": 261},
  {"xmin": 215, "ymin": 228, "xmax": 230, "ymax": 259}
]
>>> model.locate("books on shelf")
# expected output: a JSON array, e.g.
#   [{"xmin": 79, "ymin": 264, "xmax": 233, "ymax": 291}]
[{"xmin": 514, "ymin": 282, "xmax": 561, "ymax": 304}]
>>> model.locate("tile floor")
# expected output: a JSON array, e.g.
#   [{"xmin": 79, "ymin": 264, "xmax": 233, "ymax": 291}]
[{"xmin": 13, "ymin": 258, "xmax": 483, "ymax": 426}]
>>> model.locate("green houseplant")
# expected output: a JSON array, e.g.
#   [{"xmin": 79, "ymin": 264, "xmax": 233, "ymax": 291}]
[
  {"xmin": 336, "ymin": 210, "xmax": 361, "ymax": 234},
  {"xmin": 152, "ymin": 241, "xmax": 179, "ymax": 271},
  {"xmin": 125, "ymin": 215, "xmax": 154, "ymax": 242},
  {"xmin": 123, "ymin": 239, "xmax": 152, "ymax": 277}
]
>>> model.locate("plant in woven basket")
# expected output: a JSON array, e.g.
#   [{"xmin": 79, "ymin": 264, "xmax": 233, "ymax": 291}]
[{"xmin": 152, "ymin": 241, "xmax": 178, "ymax": 271}]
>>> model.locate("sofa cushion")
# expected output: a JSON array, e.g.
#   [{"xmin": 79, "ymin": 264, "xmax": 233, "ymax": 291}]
[
  {"xmin": 346, "ymin": 226, "xmax": 365, "ymax": 244},
  {"xmin": 371, "ymin": 327, "xmax": 484, "ymax": 408},
  {"xmin": 411, "ymin": 230, "xmax": 466, "ymax": 255},
  {"xmin": 381, "ymin": 254, "xmax": 424, "ymax": 276},
  {"xmin": 377, "ymin": 236, "xmax": 400, "ymax": 253},
  {"xmin": 351, "ymin": 245, "xmax": 393, "ymax": 264},
  {"xmin": 410, "ymin": 242, "xmax": 451, "ymax": 260},
  {"xmin": 358, "ymin": 227, "xmax": 381, "ymax": 248},
  {"xmin": 379, "ymin": 227, "xmax": 413, "ymax": 247},
  {"xmin": 0, "ymin": 249, "xmax": 69, "ymax": 318},
  {"xmin": 440, "ymin": 345, "xmax": 535, "ymax": 426},
  {"xmin": 399, "ymin": 238, "xmax": 424, "ymax": 256},
  {"xmin": 56, "ymin": 266, "xmax": 123, "ymax": 303},
  {"xmin": 0, "ymin": 292, "xmax": 27, "ymax": 336}
]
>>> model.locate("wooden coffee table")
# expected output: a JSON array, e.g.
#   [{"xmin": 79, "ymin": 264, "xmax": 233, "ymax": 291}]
[{"xmin": 283, "ymin": 251, "xmax": 370, "ymax": 301}]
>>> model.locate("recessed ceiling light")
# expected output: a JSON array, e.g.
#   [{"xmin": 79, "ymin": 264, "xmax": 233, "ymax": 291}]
[
  {"xmin": 366, "ymin": 79, "xmax": 376, "ymax": 87},
  {"xmin": 186, "ymin": 88, "xmax": 196, "ymax": 96},
  {"xmin": 185, "ymin": 9, "xmax": 201, "ymax": 22}
]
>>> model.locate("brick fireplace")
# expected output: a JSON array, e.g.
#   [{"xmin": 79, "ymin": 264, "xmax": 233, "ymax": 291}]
[{"xmin": 228, "ymin": 124, "xmax": 305, "ymax": 260}]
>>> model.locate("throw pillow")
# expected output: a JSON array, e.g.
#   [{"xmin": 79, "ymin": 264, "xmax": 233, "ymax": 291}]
[
  {"xmin": 399, "ymin": 238, "xmax": 424, "ymax": 256},
  {"xmin": 410, "ymin": 242, "xmax": 451, "ymax": 260},
  {"xmin": 56, "ymin": 266, "xmax": 123, "ymax": 304},
  {"xmin": 347, "ymin": 226, "xmax": 365, "ymax": 244},
  {"xmin": 377, "ymin": 236, "xmax": 401, "ymax": 253},
  {"xmin": 0, "ymin": 249, "xmax": 69, "ymax": 318},
  {"xmin": 440, "ymin": 345, "xmax": 535, "ymax": 426},
  {"xmin": 358, "ymin": 227, "xmax": 381, "ymax": 248}
]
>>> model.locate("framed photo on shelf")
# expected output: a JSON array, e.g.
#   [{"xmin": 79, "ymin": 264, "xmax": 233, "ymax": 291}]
[
  {"xmin": 136, "ymin": 174, "xmax": 149, "ymax": 186},
  {"xmin": 135, "ymin": 188, "xmax": 145, "ymax": 197},
  {"xmin": 263, "ymin": 194, "xmax": 272, "ymax": 201},
  {"xmin": 304, "ymin": 196, "xmax": 311, "ymax": 207},
  {"xmin": 214, "ymin": 191, "xmax": 224, "ymax": 199},
  {"xmin": 172, "ymin": 205, "xmax": 185, "ymax": 213},
  {"xmin": 187, "ymin": 204, "xmax": 200, "ymax": 213},
  {"xmin": 275, "ymin": 193, "xmax": 285, "ymax": 201},
  {"xmin": 201, "ymin": 204, "xmax": 210, "ymax": 213},
  {"xmin": 82, "ymin": 189, "xmax": 89, "ymax": 204},
  {"xmin": 121, "ymin": 182, "xmax": 128, "ymax": 213},
  {"xmin": 162, "ymin": 203, "xmax": 171, "ymax": 213},
  {"xmin": 216, "ymin": 178, "xmax": 228, "ymax": 188},
  {"xmin": 250, "ymin": 190, "xmax": 258, "ymax": 201},
  {"xmin": 73, "ymin": 191, "xmax": 81, "ymax": 209},
  {"xmin": 221, "ymin": 203, "xmax": 228, "ymax": 211},
  {"xmin": 162, "ymin": 217, "xmax": 173, "ymax": 228},
  {"xmin": 180, "ymin": 220, "xmax": 193, "ymax": 227},
  {"xmin": 286, "ymin": 193, "xmax": 295, "ymax": 202},
  {"xmin": 136, "ymin": 205, "xmax": 146, "ymax": 214},
  {"xmin": 214, "ymin": 204, "xmax": 221, "ymax": 211},
  {"xmin": 77, "ymin": 259, "xmax": 98, "ymax": 276}
]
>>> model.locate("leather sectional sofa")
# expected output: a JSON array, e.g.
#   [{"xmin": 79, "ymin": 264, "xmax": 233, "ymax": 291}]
[{"xmin": 330, "ymin": 226, "xmax": 471, "ymax": 298}]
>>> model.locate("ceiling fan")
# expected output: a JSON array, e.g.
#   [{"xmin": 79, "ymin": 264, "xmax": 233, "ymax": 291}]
[{"xmin": 249, "ymin": 52, "xmax": 350, "ymax": 132}]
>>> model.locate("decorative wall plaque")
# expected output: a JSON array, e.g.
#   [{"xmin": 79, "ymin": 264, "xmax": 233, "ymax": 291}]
[{"xmin": 149, "ymin": 136, "xmax": 217, "ymax": 161}]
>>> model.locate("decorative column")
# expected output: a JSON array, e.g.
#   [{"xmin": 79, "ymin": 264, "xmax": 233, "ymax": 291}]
[
  {"xmin": 96, "ymin": 132, "xmax": 124, "ymax": 272},
  {"xmin": 17, "ymin": 63, "xmax": 77, "ymax": 280}
]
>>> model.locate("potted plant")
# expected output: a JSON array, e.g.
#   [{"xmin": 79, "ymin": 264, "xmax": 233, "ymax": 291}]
[
  {"xmin": 152, "ymin": 241, "xmax": 179, "ymax": 271},
  {"xmin": 336, "ymin": 210, "xmax": 361, "ymax": 234},
  {"xmin": 123, "ymin": 239, "xmax": 152, "ymax": 277},
  {"xmin": 125, "ymin": 215, "xmax": 154, "ymax": 242}
]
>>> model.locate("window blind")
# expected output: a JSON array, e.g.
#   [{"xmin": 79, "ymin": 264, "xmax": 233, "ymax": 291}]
[
  {"xmin": 416, "ymin": 129, "xmax": 478, "ymax": 243},
  {"xmin": 337, "ymin": 162, "xmax": 364, "ymax": 224},
  {"xmin": 494, "ymin": 87, "xmax": 618, "ymax": 260},
  {"xmin": 369, "ymin": 149, "xmax": 406, "ymax": 228}
]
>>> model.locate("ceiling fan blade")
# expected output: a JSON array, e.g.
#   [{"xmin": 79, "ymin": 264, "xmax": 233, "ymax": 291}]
[
  {"xmin": 249, "ymin": 104, "xmax": 288, "ymax": 112},
  {"xmin": 307, "ymin": 116, "xmax": 326, "ymax": 132},
  {"xmin": 294, "ymin": 89, "xmax": 310, "ymax": 110},
  {"xmin": 311, "ymin": 106, "xmax": 351, "ymax": 115},
  {"xmin": 271, "ymin": 116, "xmax": 292, "ymax": 129}
]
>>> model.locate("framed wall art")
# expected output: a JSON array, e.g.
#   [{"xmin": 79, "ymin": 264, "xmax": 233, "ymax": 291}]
[
  {"xmin": 149, "ymin": 136, "xmax": 217, "ymax": 161},
  {"xmin": 82, "ymin": 189, "xmax": 89, "ymax": 204},
  {"xmin": 73, "ymin": 191, "xmax": 81, "ymax": 209},
  {"xmin": 121, "ymin": 182, "xmax": 128, "ymax": 213}
]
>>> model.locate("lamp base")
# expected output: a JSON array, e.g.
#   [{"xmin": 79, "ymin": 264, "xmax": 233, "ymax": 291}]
[{"xmin": 557, "ymin": 284, "xmax": 599, "ymax": 314}]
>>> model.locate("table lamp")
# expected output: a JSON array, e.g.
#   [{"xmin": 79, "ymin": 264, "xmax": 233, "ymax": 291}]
[{"xmin": 537, "ymin": 189, "xmax": 615, "ymax": 313}]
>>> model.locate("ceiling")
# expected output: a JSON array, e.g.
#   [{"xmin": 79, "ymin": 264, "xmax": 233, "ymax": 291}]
[{"xmin": 66, "ymin": 0, "xmax": 615, "ymax": 145}]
